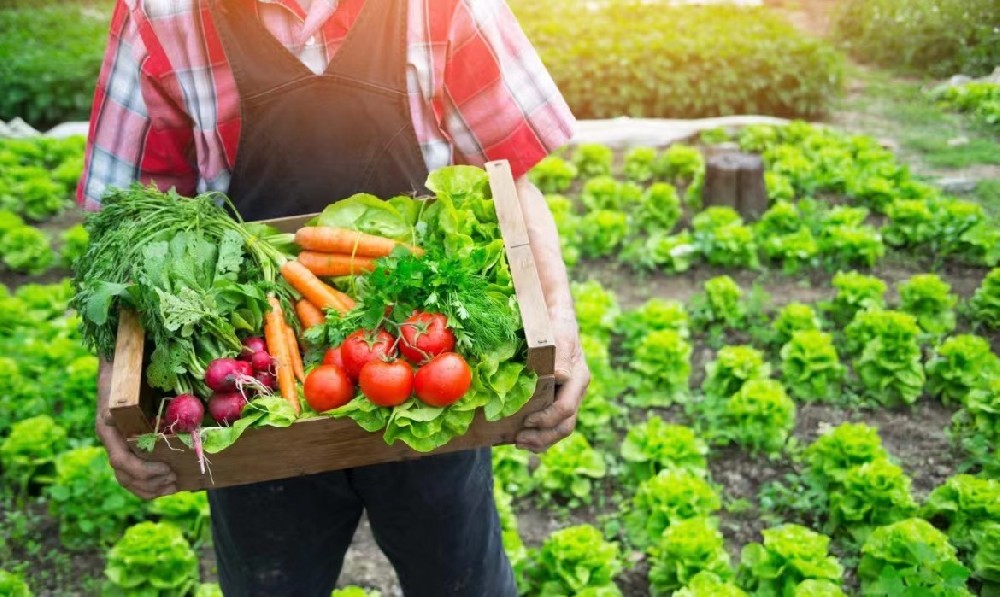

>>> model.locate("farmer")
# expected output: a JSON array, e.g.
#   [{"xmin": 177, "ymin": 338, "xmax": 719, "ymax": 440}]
[{"xmin": 79, "ymin": 0, "xmax": 587, "ymax": 595}]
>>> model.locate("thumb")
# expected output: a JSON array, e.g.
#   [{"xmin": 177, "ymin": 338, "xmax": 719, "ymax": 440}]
[{"xmin": 554, "ymin": 338, "xmax": 579, "ymax": 384}]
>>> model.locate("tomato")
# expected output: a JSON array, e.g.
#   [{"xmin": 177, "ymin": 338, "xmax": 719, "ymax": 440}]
[
  {"xmin": 322, "ymin": 345, "xmax": 345, "ymax": 370},
  {"xmin": 341, "ymin": 329, "xmax": 397, "ymax": 380},
  {"xmin": 304, "ymin": 365, "xmax": 354, "ymax": 412},
  {"xmin": 399, "ymin": 312, "xmax": 455, "ymax": 365},
  {"xmin": 414, "ymin": 352, "xmax": 472, "ymax": 407},
  {"xmin": 359, "ymin": 359, "xmax": 414, "ymax": 407}
]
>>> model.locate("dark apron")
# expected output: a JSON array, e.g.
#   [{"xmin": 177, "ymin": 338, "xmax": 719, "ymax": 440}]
[{"xmin": 209, "ymin": 0, "xmax": 429, "ymax": 221}]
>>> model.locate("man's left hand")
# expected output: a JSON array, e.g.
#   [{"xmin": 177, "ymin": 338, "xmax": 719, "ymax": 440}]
[{"xmin": 515, "ymin": 306, "xmax": 590, "ymax": 452}]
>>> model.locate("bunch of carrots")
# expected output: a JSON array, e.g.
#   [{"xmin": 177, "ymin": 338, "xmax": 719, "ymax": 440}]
[{"xmin": 262, "ymin": 227, "xmax": 422, "ymax": 413}]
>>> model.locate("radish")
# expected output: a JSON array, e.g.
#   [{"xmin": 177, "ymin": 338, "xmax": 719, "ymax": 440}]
[
  {"xmin": 255, "ymin": 371, "xmax": 277, "ymax": 390},
  {"xmin": 161, "ymin": 394, "xmax": 204, "ymax": 433},
  {"xmin": 250, "ymin": 350, "xmax": 272, "ymax": 372},
  {"xmin": 240, "ymin": 336, "xmax": 268, "ymax": 360},
  {"xmin": 205, "ymin": 358, "xmax": 254, "ymax": 393},
  {"xmin": 208, "ymin": 391, "xmax": 248, "ymax": 425}
]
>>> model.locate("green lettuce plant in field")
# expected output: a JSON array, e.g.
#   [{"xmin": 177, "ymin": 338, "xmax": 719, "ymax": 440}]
[
  {"xmin": 59, "ymin": 224, "xmax": 89, "ymax": 269},
  {"xmin": 625, "ymin": 470, "xmax": 721, "ymax": 550},
  {"xmin": 148, "ymin": 491, "xmax": 211, "ymax": 546},
  {"xmin": 532, "ymin": 433, "xmax": 606, "ymax": 507},
  {"xmin": 761, "ymin": 228, "xmax": 819, "ymax": 274},
  {"xmin": 826, "ymin": 271, "xmax": 886, "ymax": 326},
  {"xmin": 580, "ymin": 176, "xmax": 641, "ymax": 212},
  {"xmin": 724, "ymin": 379, "xmax": 796, "ymax": 456},
  {"xmin": 805, "ymin": 423, "xmax": 890, "ymax": 490},
  {"xmin": 693, "ymin": 208, "xmax": 758, "ymax": 269},
  {"xmin": 884, "ymin": 199, "xmax": 936, "ymax": 248},
  {"xmin": 0, "ymin": 225, "xmax": 54, "ymax": 275},
  {"xmin": 546, "ymin": 194, "xmax": 580, "ymax": 267},
  {"xmin": 818, "ymin": 225, "xmax": 884, "ymax": 269},
  {"xmin": 635, "ymin": 182, "xmax": 681, "ymax": 233},
  {"xmin": 844, "ymin": 310, "xmax": 925, "ymax": 407},
  {"xmin": 648, "ymin": 517, "xmax": 733, "ymax": 594},
  {"xmin": 573, "ymin": 144, "xmax": 613, "ymax": 178},
  {"xmin": 970, "ymin": 268, "xmax": 1000, "ymax": 330},
  {"xmin": 492, "ymin": 444, "xmax": 532, "ymax": 498},
  {"xmin": 494, "ymin": 486, "xmax": 529, "ymax": 592},
  {"xmin": 737, "ymin": 524, "xmax": 843, "ymax": 596},
  {"xmin": 950, "ymin": 378, "xmax": 1000, "ymax": 462},
  {"xmin": 576, "ymin": 334, "xmax": 626, "ymax": 443},
  {"xmin": 932, "ymin": 82, "xmax": 1000, "ymax": 130},
  {"xmin": 926, "ymin": 335, "xmax": 1000, "ymax": 406},
  {"xmin": 690, "ymin": 275, "xmax": 746, "ymax": 334},
  {"xmin": 792, "ymin": 579, "xmax": 845, "ymax": 596},
  {"xmin": 527, "ymin": 525, "xmax": 621, "ymax": 597},
  {"xmin": 859, "ymin": 518, "xmax": 972, "ymax": 596},
  {"xmin": 628, "ymin": 230, "xmax": 696, "ymax": 273},
  {"xmin": 780, "ymin": 331, "xmax": 844, "ymax": 403},
  {"xmin": 0, "ymin": 570, "xmax": 31, "ymax": 597},
  {"xmin": 765, "ymin": 172, "xmax": 796, "ymax": 203},
  {"xmin": 653, "ymin": 145, "xmax": 704, "ymax": 187},
  {"xmin": 898, "ymin": 274, "xmax": 957, "ymax": 338},
  {"xmin": 528, "ymin": 156, "xmax": 577, "ymax": 194},
  {"xmin": 621, "ymin": 416, "xmax": 707, "ymax": 484},
  {"xmin": 772, "ymin": 303, "xmax": 823, "ymax": 348},
  {"xmin": 674, "ymin": 571, "xmax": 747, "ymax": 597},
  {"xmin": 630, "ymin": 330, "xmax": 692, "ymax": 406},
  {"xmin": 755, "ymin": 201, "xmax": 803, "ymax": 239},
  {"xmin": 571, "ymin": 280, "xmax": 619, "ymax": 339},
  {"xmin": 828, "ymin": 459, "xmax": 917, "ymax": 539},
  {"xmin": 46, "ymin": 446, "xmax": 144, "ymax": 551},
  {"xmin": 1, "ymin": 414, "xmax": 67, "ymax": 492},
  {"xmin": 578, "ymin": 209, "xmax": 629, "ymax": 259},
  {"xmin": 703, "ymin": 345, "xmax": 770, "ymax": 400},
  {"xmin": 624, "ymin": 147, "xmax": 657, "ymax": 183},
  {"xmin": 104, "ymin": 521, "xmax": 200, "ymax": 596},
  {"xmin": 921, "ymin": 474, "xmax": 1000, "ymax": 583},
  {"xmin": 617, "ymin": 298, "xmax": 689, "ymax": 351}
]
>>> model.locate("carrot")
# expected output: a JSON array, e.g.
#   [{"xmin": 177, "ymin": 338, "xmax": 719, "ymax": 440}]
[
  {"xmin": 285, "ymin": 324, "xmax": 305, "ymax": 383},
  {"xmin": 280, "ymin": 260, "xmax": 349, "ymax": 314},
  {"xmin": 297, "ymin": 251, "xmax": 377, "ymax": 277},
  {"xmin": 265, "ymin": 296, "xmax": 300, "ymax": 415},
  {"xmin": 295, "ymin": 227, "xmax": 424, "ymax": 257},
  {"xmin": 322, "ymin": 283, "xmax": 356, "ymax": 311},
  {"xmin": 295, "ymin": 299, "xmax": 325, "ymax": 330}
]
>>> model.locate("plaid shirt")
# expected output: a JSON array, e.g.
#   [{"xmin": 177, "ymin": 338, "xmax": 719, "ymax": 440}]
[{"xmin": 77, "ymin": 0, "xmax": 575, "ymax": 209}]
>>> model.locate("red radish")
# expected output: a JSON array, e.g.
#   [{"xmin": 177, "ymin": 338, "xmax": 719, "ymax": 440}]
[
  {"xmin": 251, "ymin": 350, "xmax": 272, "ymax": 372},
  {"xmin": 255, "ymin": 371, "xmax": 277, "ymax": 390},
  {"xmin": 205, "ymin": 358, "xmax": 255, "ymax": 393},
  {"xmin": 161, "ymin": 394, "xmax": 204, "ymax": 433},
  {"xmin": 209, "ymin": 391, "xmax": 248, "ymax": 425},
  {"xmin": 241, "ymin": 336, "xmax": 268, "ymax": 358}
]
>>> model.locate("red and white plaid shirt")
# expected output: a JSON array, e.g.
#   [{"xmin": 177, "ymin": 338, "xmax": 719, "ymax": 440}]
[{"xmin": 77, "ymin": 0, "xmax": 575, "ymax": 209}]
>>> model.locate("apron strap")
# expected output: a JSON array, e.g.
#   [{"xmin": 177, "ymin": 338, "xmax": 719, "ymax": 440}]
[{"xmin": 324, "ymin": 0, "xmax": 408, "ymax": 93}]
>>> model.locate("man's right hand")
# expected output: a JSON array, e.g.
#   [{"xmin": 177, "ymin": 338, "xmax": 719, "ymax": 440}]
[{"xmin": 97, "ymin": 359, "xmax": 177, "ymax": 499}]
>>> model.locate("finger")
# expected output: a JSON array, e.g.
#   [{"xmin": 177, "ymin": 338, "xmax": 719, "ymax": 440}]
[
  {"xmin": 524, "ymin": 365, "xmax": 589, "ymax": 429},
  {"xmin": 554, "ymin": 335, "xmax": 579, "ymax": 383},
  {"xmin": 516, "ymin": 416, "xmax": 576, "ymax": 452},
  {"xmin": 98, "ymin": 417, "xmax": 174, "ymax": 479}
]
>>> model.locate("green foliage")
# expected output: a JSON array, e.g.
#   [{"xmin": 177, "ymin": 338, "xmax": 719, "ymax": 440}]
[
  {"xmin": 494, "ymin": 486, "xmax": 529, "ymax": 592},
  {"xmin": 859, "ymin": 518, "xmax": 972, "ymax": 596},
  {"xmin": 898, "ymin": 274, "xmax": 957, "ymax": 338},
  {"xmin": 703, "ymin": 345, "xmax": 771, "ymax": 400},
  {"xmin": 533, "ymin": 433, "xmax": 606, "ymax": 507},
  {"xmin": 950, "ymin": 378, "xmax": 1000, "ymax": 460},
  {"xmin": 46, "ymin": 447, "xmax": 144, "ymax": 551},
  {"xmin": 529, "ymin": 156, "xmax": 577, "ymax": 194},
  {"xmin": 832, "ymin": 0, "xmax": 1000, "ymax": 77},
  {"xmin": 1, "ymin": 415, "xmax": 67, "ymax": 492},
  {"xmin": 818, "ymin": 225, "xmax": 884, "ymax": 269},
  {"xmin": 59, "ymin": 224, "xmax": 89, "ymax": 269},
  {"xmin": 0, "ymin": 225, "xmax": 54, "ymax": 275},
  {"xmin": 693, "ymin": 208, "xmax": 758, "ymax": 268},
  {"xmin": 932, "ymin": 82, "xmax": 1000, "ymax": 130},
  {"xmin": 690, "ymin": 275, "xmax": 746, "ymax": 332},
  {"xmin": 0, "ymin": 7, "xmax": 108, "ymax": 127},
  {"xmin": 724, "ymin": 379, "xmax": 796, "ymax": 455},
  {"xmin": 630, "ymin": 330, "xmax": 692, "ymax": 406},
  {"xmin": 572, "ymin": 280, "xmax": 619, "ymax": 338},
  {"xmin": 844, "ymin": 310, "xmax": 925, "ymax": 407},
  {"xmin": 148, "ymin": 491, "xmax": 211, "ymax": 545},
  {"xmin": 792, "ymin": 580, "xmax": 846, "ymax": 596},
  {"xmin": 621, "ymin": 417, "xmax": 707, "ymax": 484},
  {"xmin": 926, "ymin": 335, "xmax": 999, "ymax": 406},
  {"xmin": 636, "ymin": 183, "xmax": 682, "ymax": 233},
  {"xmin": 628, "ymin": 230, "xmax": 697, "ymax": 273},
  {"xmin": 624, "ymin": 147, "xmax": 657, "ymax": 182},
  {"xmin": 576, "ymin": 335, "xmax": 626, "ymax": 443},
  {"xmin": 805, "ymin": 423, "xmax": 891, "ymax": 489},
  {"xmin": 0, "ymin": 570, "xmax": 31, "ymax": 597},
  {"xmin": 921, "ymin": 475, "xmax": 1000, "ymax": 564},
  {"xmin": 104, "ymin": 521, "xmax": 200, "ymax": 597},
  {"xmin": 828, "ymin": 459, "xmax": 917, "ymax": 538},
  {"xmin": 492, "ymin": 444, "xmax": 532, "ymax": 498},
  {"xmin": 761, "ymin": 228, "xmax": 819, "ymax": 274},
  {"xmin": 512, "ymin": 3, "xmax": 844, "ymax": 119},
  {"xmin": 737, "ymin": 525, "xmax": 843, "ymax": 596},
  {"xmin": 970, "ymin": 268, "xmax": 1000, "ymax": 329},
  {"xmin": 527, "ymin": 525, "xmax": 621, "ymax": 597},
  {"xmin": 653, "ymin": 145, "xmax": 704, "ymax": 187},
  {"xmin": 772, "ymin": 303, "xmax": 823, "ymax": 348},
  {"xmin": 617, "ymin": 298, "xmax": 688, "ymax": 351},
  {"xmin": 625, "ymin": 470, "xmax": 721, "ymax": 550},
  {"xmin": 580, "ymin": 176, "xmax": 641, "ymax": 212},
  {"xmin": 578, "ymin": 209, "xmax": 629, "ymax": 258},
  {"xmin": 573, "ymin": 144, "xmax": 613, "ymax": 178},
  {"xmin": 781, "ymin": 331, "xmax": 844, "ymax": 403},
  {"xmin": 648, "ymin": 517, "xmax": 732, "ymax": 595},
  {"xmin": 827, "ymin": 271, "xmax": 886, "ymax": 326},
  {"xmin": 674, "ymin": 571, "xmax": 747, "ymax": 597}
]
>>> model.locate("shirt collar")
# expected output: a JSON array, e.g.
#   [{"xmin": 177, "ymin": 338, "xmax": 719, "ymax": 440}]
[{"xmin": 257, "ymin": 0, "xmax": 339, "ymax": 44}]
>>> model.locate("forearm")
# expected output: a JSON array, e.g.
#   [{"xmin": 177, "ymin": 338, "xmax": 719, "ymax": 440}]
[{"xmin": 515, "ymin": 176, "xmax": 576, "ymax": 318}]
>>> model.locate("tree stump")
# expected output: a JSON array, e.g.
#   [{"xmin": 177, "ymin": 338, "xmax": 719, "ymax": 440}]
[{"xmin": 702, "ymin": 152, "xmax": 768, "ymax": 220}]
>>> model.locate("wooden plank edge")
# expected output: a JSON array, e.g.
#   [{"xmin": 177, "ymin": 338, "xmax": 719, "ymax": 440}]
[{"xmin": 109, "ymin": 310, "xmax": 154, "ymax": 436}]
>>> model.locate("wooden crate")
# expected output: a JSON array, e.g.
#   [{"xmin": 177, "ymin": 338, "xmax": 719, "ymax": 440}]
[{"xmin": 109, "ymin": 160, "xmax": 556, "ymax": 491}]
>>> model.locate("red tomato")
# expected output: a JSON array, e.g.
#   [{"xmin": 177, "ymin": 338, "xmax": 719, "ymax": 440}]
[
  {"xmin": 341, "ymin": 329, "xmax": 396, "ymax": 380},
  {"xmin": 399, "ymin": 312, "xmax": 456, "ymax": 365},
  {"xmin": 414, "ymin": 352, "xmax": 472, "ymax": 407},
  {"xmin": 304, "ymin": 365, "xmax": 354, "ymax": 412},
  {"xmin": 322, "ymin": 345, "xmax": 345, "ymax": 370},
  {"xmin": 359, "ymin": 359, "xmax": 414, "ymax": 407}
]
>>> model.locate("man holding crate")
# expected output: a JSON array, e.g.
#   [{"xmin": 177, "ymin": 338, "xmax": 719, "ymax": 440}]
[{"xmin": 78, "ymin": 0, "xmax": 588, "ymax": 594}]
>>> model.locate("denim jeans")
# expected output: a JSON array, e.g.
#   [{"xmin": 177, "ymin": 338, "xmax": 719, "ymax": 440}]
[{"xmin": 208, "ymin": 447, "xmax": 517, "ymax": 596}]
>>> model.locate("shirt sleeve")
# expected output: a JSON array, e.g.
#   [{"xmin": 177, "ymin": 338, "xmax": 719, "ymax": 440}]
[
  {"xmin": 442, "ymin": 0, "xmax": 576, "ymax": 180},
  {"xmin": 77, "ymin": 1, "xmax": 197, "ymax": 210}
]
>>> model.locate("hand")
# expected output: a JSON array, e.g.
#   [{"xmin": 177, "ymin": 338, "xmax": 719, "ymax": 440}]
[
  {"xmin": 515, "ymin": 307, "xmax": 590, "ymax": 453},
  {"xmin": 96, "ymin": 360, "xmax": 177, "ymax": 499}
]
